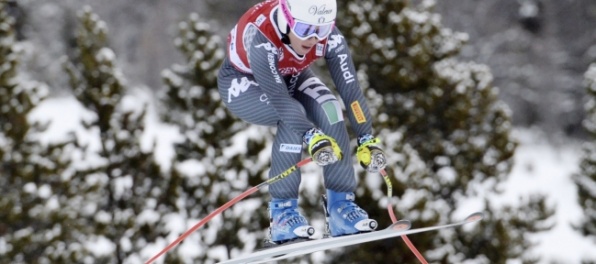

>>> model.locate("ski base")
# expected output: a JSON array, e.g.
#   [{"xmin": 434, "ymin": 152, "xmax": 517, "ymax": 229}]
[{"xmin": 218, "ymin": 212, "xmax": 483, "ymax": 264}]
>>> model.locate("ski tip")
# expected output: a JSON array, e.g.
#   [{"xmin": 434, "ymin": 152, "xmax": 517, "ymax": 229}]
[
  {"xmin": 464, "ymin": 212, "xmax": 485, "ymax": 223},
  {"xmin": 390, "ymin": 220, "xmax": 412, "ymax": 231}
]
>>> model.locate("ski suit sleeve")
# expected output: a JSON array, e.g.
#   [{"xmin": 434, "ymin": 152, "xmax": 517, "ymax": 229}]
[
  {"xmin": 247, "ymin": 31, "xmax": 315, "ymax": 136},
  {"xmin": 324, "ymin": 28, "xmax": 373, "ymax": 137}
]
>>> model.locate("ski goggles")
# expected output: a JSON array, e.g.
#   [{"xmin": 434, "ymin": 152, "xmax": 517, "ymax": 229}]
[
  {"xmin": 279, "ymin": 0, "xmax": 334, "ymax": 40},
  {"xmin": 290, "ymin": 20, "xmax": 334, "ymax": 40}
]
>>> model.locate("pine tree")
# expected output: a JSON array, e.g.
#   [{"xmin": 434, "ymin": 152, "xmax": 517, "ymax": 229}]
[
  {"xmin": 159, "ymin": 13, "xmax": 271, "ymax": 262},
  {"xmin": 0, "ymin": 2, "xmax": 76, "ymax": 263},
  {"xmin": 62, "ymin": 6, "xmax": 173, "ymax": 263},
  {"xmin": 326, "ymin": 0, "xmax": 555, "ymax": 263},
  {"xmin": 574, "ymin": 63, "xmax": 596, "ymax": 263}
]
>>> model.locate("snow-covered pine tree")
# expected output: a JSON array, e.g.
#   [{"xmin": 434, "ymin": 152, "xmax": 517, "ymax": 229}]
[
  {"xmin": 574, "ymin": 62, "xmax": 596, "ymax": 263},
  {"xmin": 331, "ymin": 0, "xmax": 555, "ymax": 263},
  {"xmin": 62, "ymin": 6, "xmax": 173, "ymax": 263},
  {"xmin": 0, "ymin": 2, "xmax": 77, "ymax": 263},
  {"xmin": 159, "ymin": 13, "xmax": 271, "ymax": 262}
]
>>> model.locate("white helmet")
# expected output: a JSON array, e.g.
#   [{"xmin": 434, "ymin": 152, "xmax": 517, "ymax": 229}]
[{"xmin": 277, "ymin": 0, "xmax": 337, "ymax": 39}]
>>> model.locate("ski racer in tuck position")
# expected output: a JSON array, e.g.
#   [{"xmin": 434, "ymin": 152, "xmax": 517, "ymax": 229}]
[{"xmin": 217, "ymin": 0, "xmax": 388, "ymax": 245}]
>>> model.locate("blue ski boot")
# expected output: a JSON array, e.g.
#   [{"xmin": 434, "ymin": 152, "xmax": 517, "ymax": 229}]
[
  {"xmin": 268, "ymin": 198, "xmax": 315, "ymax": 245},
  {"xmin": 322, "ymin": 190, "xmax": 378, "ymax": 237}
]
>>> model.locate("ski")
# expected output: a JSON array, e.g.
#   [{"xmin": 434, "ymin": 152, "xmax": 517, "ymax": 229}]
[{"xmin": 218, "ymin": 212, "xmax": 484, "ymax": 264}]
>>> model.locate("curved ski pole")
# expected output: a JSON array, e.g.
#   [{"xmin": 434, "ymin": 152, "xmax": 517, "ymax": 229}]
[
  {"xmin": 380, "ymin": 169, "xmax": 429, "ymax": 264},
  {"xmin": 144, "ymin": 158, "xmax": 312, "ymax": 264}
]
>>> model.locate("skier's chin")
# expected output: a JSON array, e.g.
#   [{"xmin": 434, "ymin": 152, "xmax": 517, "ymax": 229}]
[{"xmin": 296, "ymin": 46, "xmax": 312, "ymax": 55}]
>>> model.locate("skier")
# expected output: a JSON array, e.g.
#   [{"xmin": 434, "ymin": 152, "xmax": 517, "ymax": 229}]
[{"xmin": 217, "ymin": 0, "xmax": 387, "ymax": 245}]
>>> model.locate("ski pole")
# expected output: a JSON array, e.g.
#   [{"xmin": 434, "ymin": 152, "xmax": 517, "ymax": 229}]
[
  {"xmin": 144, "ymin": 158, "xmax": 313, "ymax": 264},
  {"xmin": 380, "ymin": 169, "xmax": 429, "ymax": 264}
]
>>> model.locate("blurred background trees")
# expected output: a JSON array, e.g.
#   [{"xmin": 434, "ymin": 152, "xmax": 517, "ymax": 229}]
[
  {"xmin": 434, "ymin": 0, "xmax": 596, "ymax": 138},
  {"xmin": 61, "ymin": 7, "xmax": 175, "ymax": 263},
  {"xmin": 574, "ymin": 63, "xmax": 596, "ymax": 263},
  {"xmin": 0, "ymin": 2, "xmax": 77, "ymax": 262}
]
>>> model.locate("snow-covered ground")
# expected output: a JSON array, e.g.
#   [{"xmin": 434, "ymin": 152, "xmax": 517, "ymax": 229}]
[
  {"xmin": 29, "ymin": 93, "xmax": 596, "ymax": 263},
  {"xmin": 497, "ymin": 129, "xmax": 596, "ymax": 263}
]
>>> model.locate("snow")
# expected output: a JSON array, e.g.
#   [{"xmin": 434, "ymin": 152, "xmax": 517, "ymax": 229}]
[
  {"xmin": 85, "ymin": 235, "xmax": 116, "ymax": 257},
  {"xmin": 497, "ymin": 129, "xmax": 596, "ymax": 263},
  {"xmin": 25, "ymin": 93, "xmax": 596, "ymax": 263},
  {"xmin": 29, "ymin": 96, "xmax": 96, "ymax": 145},
  {"xmin": 96, "ymin": 47, "xmax": 116, "ymax": 63},
  {"xmin": 518, "ymin": 1, "xmax": 539, "ymax": 18}
]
